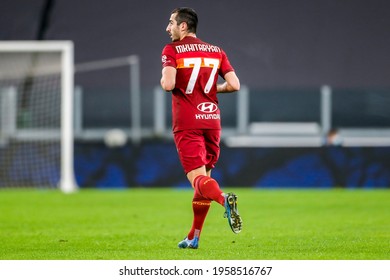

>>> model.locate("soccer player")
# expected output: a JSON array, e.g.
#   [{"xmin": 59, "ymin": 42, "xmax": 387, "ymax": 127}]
[{"xmin": 160, "ymin": 7, "xmax": 242, "ymax": 249}]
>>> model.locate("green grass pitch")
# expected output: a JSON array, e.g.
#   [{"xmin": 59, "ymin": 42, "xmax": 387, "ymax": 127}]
[{"xmin": 0, "ymin": 188, "xmax": 388, "ymax": 260}]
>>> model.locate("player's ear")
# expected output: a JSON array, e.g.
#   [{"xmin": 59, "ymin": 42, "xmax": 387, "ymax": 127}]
[{"xmin": 179, "ymin": 21, "xmax": 188, "ymax": 32}]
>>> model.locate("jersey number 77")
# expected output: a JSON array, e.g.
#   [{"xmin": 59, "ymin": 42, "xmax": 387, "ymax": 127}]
[{"xmin": 184, "ymin": 58, "xmax": 219, "ymax": 94}]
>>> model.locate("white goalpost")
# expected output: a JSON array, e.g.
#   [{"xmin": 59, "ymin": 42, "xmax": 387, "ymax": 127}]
[{"xmin": 0, "ymin": 41, "xmax": 78, "ymax": 193}]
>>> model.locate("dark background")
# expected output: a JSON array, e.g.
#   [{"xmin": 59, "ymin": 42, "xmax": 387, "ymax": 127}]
[
  {"xmin": 2, "ymin": 0, "xmax": 390, "ymax": 89},
  {"xmin": 2, "ymin": 0, "xmax": 390, "ymax": 188}
]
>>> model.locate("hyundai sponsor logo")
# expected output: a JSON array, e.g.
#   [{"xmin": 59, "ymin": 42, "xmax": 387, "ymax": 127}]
[{"xmin": 197, "ymin": 102, "xmax": 218, "ymax": 113}]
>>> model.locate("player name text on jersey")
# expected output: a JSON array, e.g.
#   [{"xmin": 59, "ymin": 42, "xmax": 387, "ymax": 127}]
[{"xmin": 175, "ymin": 44, "xmax": 221, "ymax": 54}]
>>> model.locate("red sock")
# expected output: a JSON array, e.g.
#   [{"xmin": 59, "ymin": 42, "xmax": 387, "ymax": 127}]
[
  {"xmin": 187, "ymin": 194, "xmax": 211, "ymax": 240},
  {"xmin": 194, "ymin": 175, "xmax": 225, "ymax": 206}
]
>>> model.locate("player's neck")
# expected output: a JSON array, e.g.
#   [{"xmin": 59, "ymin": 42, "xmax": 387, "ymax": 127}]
[{"xmin": 180, "ymin": 32, "xmax": 196, "ymax": 41}]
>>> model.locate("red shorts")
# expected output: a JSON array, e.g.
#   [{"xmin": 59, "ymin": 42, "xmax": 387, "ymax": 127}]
[{"xmin": 174, "ymin": 129, "xmax": 221, "ymax": 174}]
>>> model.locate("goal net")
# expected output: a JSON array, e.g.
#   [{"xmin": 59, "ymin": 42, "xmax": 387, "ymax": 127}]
[{"xmin": 0, "ymin": 41, "xmax": 77, "ymax": 193}]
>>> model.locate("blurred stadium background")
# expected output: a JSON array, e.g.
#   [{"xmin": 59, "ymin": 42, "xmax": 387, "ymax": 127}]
[{"xmin": 1, "ymin": 0, "xmax": 390, "ymax": 189}]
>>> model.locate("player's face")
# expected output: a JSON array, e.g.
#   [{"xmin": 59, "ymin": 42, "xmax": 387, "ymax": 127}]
[{"xmin": 166, "ymin": 13, "xmax": 181, "ymax": 42}]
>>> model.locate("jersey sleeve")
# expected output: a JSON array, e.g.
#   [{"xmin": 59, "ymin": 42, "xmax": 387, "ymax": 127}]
[
  {"xmin": 219, "ymin": 50, "xmax": 235, "ymax": 77},
  {"xmin": 161, "ymin": 44, "xmax": 177, "ymax": 68}
]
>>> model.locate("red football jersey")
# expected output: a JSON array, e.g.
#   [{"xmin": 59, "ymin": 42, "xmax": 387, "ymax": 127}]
[{"xmin": 161, "ymin": 36, "xmax": 235, "ymax": 132}]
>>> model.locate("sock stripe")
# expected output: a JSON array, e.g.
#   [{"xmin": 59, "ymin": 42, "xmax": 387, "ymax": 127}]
[{"xmin": 192, "ymin": 200, "xmax": 211, "ymax": 206}]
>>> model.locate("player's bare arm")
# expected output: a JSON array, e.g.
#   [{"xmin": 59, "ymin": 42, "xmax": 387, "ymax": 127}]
[
  {"xmin": 217, "ymin": 71, "xmax": 240, "ymax": 93},
  {"xmin": 161, "ymin": 66, "xmax": 177, "ymax": 91}
]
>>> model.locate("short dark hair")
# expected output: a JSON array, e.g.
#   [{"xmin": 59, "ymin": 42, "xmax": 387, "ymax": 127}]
[{"xmin": 171, "ymin": 7, "xmax": 198, "ymax": 33}]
